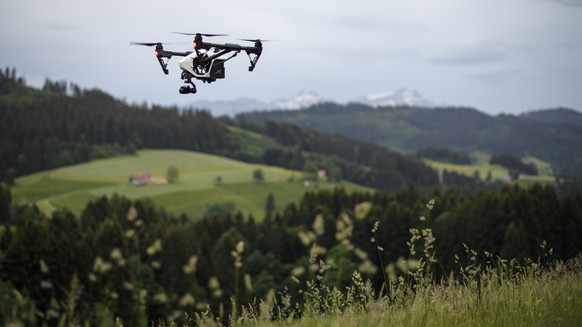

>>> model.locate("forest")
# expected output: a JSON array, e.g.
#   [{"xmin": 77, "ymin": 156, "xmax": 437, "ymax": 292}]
[{"xmin": 1, "ymin": 182, "xmax": 581, "ymax": 325}]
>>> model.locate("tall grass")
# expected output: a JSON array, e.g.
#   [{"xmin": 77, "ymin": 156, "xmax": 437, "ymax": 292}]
[
  {"xmin": 158, "ymin": 256, "xmax": 582, "ymax": 327},
  {"xmin": 149, "ymin": 200, "xmax": 582, "ymax": 327},
  {"xmin": 267, "ymin": 258, "xmax": 582, "ymax": 327}
]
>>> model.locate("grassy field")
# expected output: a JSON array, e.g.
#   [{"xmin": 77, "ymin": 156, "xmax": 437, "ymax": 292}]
[
  {"xmin": 12, "ymin": 149, "xmax": 369, "ymax": 220},
  {"xmin": 423, "ymin": 151, "xmax": 556, "ymax": 185}
]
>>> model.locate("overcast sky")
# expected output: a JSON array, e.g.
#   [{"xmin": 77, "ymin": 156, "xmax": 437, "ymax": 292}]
[{"xmin": 1, "ymin": 0, "xmax": 581, "ymax": 114}]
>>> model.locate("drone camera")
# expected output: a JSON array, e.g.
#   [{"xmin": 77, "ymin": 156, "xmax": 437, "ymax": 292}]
[{"xmin": 179, "ymin": 86, "xmax": 196, "ymax": 94}]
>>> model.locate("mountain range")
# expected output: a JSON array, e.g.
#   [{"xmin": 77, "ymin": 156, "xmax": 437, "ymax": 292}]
[
  {"xmin": 187, "ymin": 88, "xmax": 432, "ymax": 116},
  {"xmin": 235, "ymin": 103, "xmax": 582, "ymax": 178}
]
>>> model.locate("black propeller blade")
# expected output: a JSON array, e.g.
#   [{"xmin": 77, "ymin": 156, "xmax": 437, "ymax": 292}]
[
  {"xmin": 238, "ymin": 38, "xmax": 275, "ymax": 43},
  {"xmin": 129, "ymin": 41, "xmax": 186, "ymax": 47},
  {"xmin": 129, "ymin": 42, "xmax": 161, "ymax": 47},
  {"xmin": 172, "ymin": 32, "xmax": 228, "ymax": 37}
]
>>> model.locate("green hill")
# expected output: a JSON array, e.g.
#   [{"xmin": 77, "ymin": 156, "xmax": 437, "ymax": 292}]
[
  {"xmin": 236, "ymin": 104, "xmax": 582, "ymax": 178},
  {"xmin": 1, "ymin": 72, "xmax": 441, "ymax": 191},
  {"xmin": 12, "ymin": 149, "xmax": 369, "ymax": 220}
]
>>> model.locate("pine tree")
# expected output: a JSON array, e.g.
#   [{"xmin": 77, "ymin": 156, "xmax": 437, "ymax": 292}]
[{"xmin": 265, "ymin": 192, "xmax": 276, "ymax": 216}]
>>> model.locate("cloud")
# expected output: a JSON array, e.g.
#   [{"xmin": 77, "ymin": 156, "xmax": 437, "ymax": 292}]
[
  {"xmin": 427, "ymin": 43, "xmax": 509, "ymax": 66},
  {"xmin": 39, "ymin": 21, "xmax": 79, "ymax": 31},
  {"xmin": 466, "ymin": 69, "xmax": 521, "ymax": 86},
  {"xmin": 544, "ymin": 0, "xmax": 582, "ymax": 7},
  {"xmin": 336, "ymin": 16, "xmax": 386, "ymax": 31},
  {"xmin": 335, "ymin": 15, "xmax": 428, "ymax": 33}
]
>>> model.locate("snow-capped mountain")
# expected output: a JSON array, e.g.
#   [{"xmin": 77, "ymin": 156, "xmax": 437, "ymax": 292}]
[
  {"xmin": 187, "ymin": 88, "xmax": 433, "ymax": 116},
  {"xmin": 188, "ymin": 91, "xmax": 325, "ymax": 116},
  {"xmin": 354, "ymin": 88, "xmax": 433, "ymax": 107},
  {"xmin": 272, "ymin": 91, "xmax": 324, "ymax": 110},
  {"xmin": 190, "ymin": 97, "xmax": 270, "ymax": 117}
]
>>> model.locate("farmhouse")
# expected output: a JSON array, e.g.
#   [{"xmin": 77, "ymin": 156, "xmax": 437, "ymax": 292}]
[
  {"xmin": 129, "ymin": 172, "xmax": 152, "ymax": 185},
  {"xmin": 129, "ymin": 172, "xmax": 168, "ymax": 185}
]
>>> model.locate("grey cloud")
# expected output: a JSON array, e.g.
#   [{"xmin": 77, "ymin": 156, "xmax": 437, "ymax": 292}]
[
  {"xmin": 302, "ymin": 43, "xmax": 422, "ymax": 61},
  {"xmin": 337, "ymin": 16, "xmax": 386, "ymax": 30},
  {"xmin": 40, "ymin": 21, "xmax": 79, "ymax": 31},
  {"xmin": 544, "ymin": 0, "xmax": 582, "ymax": 7},
  {"xmin": 427, "ymin": 45, "xmax": 508, "ymax": 66},
  {"xmin": 336, "ymin": 16, "xmax": 429, "ymax": 33},
  {"xmin": 466, "ymin": 69, "xmax": 521, "ymax": 86}
]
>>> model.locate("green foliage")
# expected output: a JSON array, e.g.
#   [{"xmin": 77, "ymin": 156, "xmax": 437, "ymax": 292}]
[
  {"xmin": 265, "ymin": 193, "xmax": 276, "ymax": 216},
  {"xmin": 205, "ymin": 202, "xmax": 235, "ymax": 218},
  {"xmin": 416, "ymin": 146, "xmax": 471, "ymax": 165},
  {"xmin": 0, "ymin": 81, "xmax": 233, "ymax": 183},
  {"xmin": 166, "ymin": 165, "xmax": 179, "ymax": 184},
  {"xmin": 1, "ymin": 183, "xmax": 582, "ymax": 325},
  {"xmin": 0, "ymin": 183, "xmax": 11, "ymax": 224},
  {"xmin": 490, "ymin": 153, "xmax": 537, "ymax": 176},
  {"xmin": 252, "ymin": 168, "xmax": 264, "ymax": 183}
]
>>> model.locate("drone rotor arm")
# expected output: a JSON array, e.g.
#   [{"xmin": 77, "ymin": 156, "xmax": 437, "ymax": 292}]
[
  {"xmin": 245, "ymin": 47, "xmax": 262, "ymax": 72},
  {"xmin": 154, "ymin": 45, "xmax": 172, "ymax": 75},
  {"xmin": 156, "ymin": 56, "xmax": 170, "ymax": 75}
]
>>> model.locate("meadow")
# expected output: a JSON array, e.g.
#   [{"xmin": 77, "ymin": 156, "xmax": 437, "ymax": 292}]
[
  {"xmin": 12, "ymin": 149, "xmax": 368, "ymax": 220},
  {"xmin": 423, "ymin": 151, "xmax": 556, "ymax": 185},
  {"xmin": 260, "ymin": 262, "xmax": 582, "ymax": 327}
]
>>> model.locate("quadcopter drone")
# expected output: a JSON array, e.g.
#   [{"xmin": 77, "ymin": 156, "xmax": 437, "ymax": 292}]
[{"xmin": 130, "ymin": 33, "xmax": 264, "ymax": 94}]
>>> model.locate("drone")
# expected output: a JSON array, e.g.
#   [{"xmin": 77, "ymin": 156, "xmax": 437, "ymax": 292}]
[{"xmin": 130, "ymin": 33, "xmax": 265, "ymax": 94}]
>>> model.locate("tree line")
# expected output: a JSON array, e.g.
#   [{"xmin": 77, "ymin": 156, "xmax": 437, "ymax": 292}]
[
  {"xmin": 2, "ymin": 70, "xmax": 464, "ymax": 191},
  {"xmin": 1, "ymin": 182, "xmax": 580, "ymax": 325},
  {"xmin": 490, "ymin": 153, "xmax": 538, "ymax": 176},
  {"xmin": 0, "ymin": 74, "xmax": 233, "ymax": 183}
]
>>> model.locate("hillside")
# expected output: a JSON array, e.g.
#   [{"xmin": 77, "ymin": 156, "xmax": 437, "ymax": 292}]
[
  {"xmin": 0, "ymin": 72, "xmax": 442, "ymax": 191},
  {"xmin": 12, "ymin": 149, "xmax": 368, "ymax": 220},
  {"xmin": 520, "ymin": 107, "xmax": 582, "ymax": 127},
  {"xmin": 236, "ymin": 103, "xmax": 582, "ymax": 178}
]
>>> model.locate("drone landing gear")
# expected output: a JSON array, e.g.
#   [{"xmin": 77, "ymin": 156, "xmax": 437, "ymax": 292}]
[{"xmin": 180, "ymin": 72, "xmax": 197, "ymax": 94}]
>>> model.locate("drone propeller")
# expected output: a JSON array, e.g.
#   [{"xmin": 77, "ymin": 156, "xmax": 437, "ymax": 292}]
[
  {"xmin": 129, "ymin": 41, "xmax": 185, "ymax": 47},
  {"xmin": 172, "ymin": 32, "xmax": 228, "ymax": 37},
  {"xmin": 238, "ymin": 38, "xmax": 275, "ymax": 43},
  {"xmin": 130, "ymin": 41, "xmax": 161, "ymax": 47}
]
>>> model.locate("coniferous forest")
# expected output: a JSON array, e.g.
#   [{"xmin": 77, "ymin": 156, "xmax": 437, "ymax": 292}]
[
  {"xmin": 1, "ymin": 183, "xmax": 582, "ymax": 325},
  {"xmin": 1, "ymin": 69, "xmax": 582, "ymax": 325}
]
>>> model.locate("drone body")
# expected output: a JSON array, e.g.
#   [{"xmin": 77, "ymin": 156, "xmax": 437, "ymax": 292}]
[{"xmin": 131, "ymin": 33, "xmax": 264, "ymax": 94}]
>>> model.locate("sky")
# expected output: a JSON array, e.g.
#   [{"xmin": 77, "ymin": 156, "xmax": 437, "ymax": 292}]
[{"xmin": 1, "ymin": 0, "xmax": 581, "ymax": 115}]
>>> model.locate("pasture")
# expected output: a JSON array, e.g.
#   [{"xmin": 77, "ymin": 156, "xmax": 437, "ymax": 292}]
[{"xmin": 12, "ymin": 149, "xmax": 368, "ymax": 220}]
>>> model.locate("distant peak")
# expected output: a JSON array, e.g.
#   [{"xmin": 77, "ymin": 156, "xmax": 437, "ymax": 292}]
[
  {"xmin": 273, "ymin": 91, "xmax": 324, "ymax": 110},
  {"xmin": 354, "ymin": 88, "xmax": 433, "ymax": 108}
]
